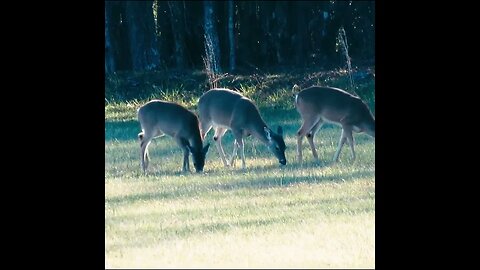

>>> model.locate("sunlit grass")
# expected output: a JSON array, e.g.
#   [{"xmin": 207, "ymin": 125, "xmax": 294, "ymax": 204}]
[{"xmin": 105, "ymin": 96, "xmax": 375, "ymax": 268}]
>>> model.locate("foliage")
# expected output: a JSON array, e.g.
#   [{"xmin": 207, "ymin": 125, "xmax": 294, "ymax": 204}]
[{"xmin": 105, "ymin": 67, "xmax": 375, "ymax": 113}]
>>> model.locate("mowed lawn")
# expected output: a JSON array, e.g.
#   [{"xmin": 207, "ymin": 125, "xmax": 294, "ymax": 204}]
[{"xmin": 105, "ymin": 101, "xmax": 375, "ymax": 268}]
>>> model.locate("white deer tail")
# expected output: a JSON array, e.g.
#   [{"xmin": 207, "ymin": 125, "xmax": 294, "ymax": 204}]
[
  {"xmin": 292, "ymin": 84, "xmax": 301, "ymax": 104},
  {"xmin": 292, "ymin": 84, "xmax": 301, "ymax": 94}
]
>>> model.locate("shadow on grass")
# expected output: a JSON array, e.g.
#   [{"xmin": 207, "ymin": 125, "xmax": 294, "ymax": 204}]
[
  {"xmin": 107, "ymin": 215, "xmax": 292, "ymax": 252},
  {"xmin": 105, "ymin": 117, "xmax": 374, "ymax": 149},
  {"xmin": 105, "ymin": 120, "xmax": 140, "ymax": 141},
  {"xmin": 106, "ymin": 162, "xmax": 211, "ymax": 179},
  {"xmin": 105, "ymin": 167, "xmax": 374, "ymax": 205},
  {"xmin": 203, "ymin": 157, "xmax": 373, "ymax": 177},
  {"xmin": 106, "ymin": 189, "xmax": 190, "ymax": 204},
  {"xmin": 106, "ymin": 195, "xmax": 374, "ymax": 251},
  {"xmin": 205, "ymin": 168, "xmax": 375, "ymax": 192}
]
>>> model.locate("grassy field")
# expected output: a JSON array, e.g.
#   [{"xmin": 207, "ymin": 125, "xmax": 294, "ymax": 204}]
[{"xmin": 105, "ymin": 86, "xmax": 375, "ymax": 268}]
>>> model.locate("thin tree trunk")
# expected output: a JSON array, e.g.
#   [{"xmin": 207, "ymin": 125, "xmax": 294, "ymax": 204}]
[
  {"xmin": 294, "ymin": 2, "xmax": 307, "ymax": 65},
  {"xmin": 125, "ymin": 1, "xmax": 160, "ymax": 71},
  {"xmin": 204, "ymin": 0, "xmax": 221, "ymax": 73},
  {"xmin": 227, "ymin": 0, "xmax": 235, "ymax": 72},
  {"xmin": 156, "ymin": 1, "xmax": 173, "ymax": 67},
  {"xmin": 105, "ymin": 2, "xmax": 116, "ymax": 73},
  {"xmin": 273, "ymin": 1, "xmax": 287, "ymax": 65},
  {"xmin": 167, "ymin": 1, "xmax": 187, "ymax": 68}
]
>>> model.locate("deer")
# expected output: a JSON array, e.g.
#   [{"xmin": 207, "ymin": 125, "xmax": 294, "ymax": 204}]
[
  {"xmin": 137, "ymin": 100, "xmax": 210, "ymax": 174},
  {"xmin": 198, "ymin": 88, "xmax": 286, "ymax": 170},
  {"xmin": 293, "ymin": 85, "xmax": 375, "ymax": 164}
]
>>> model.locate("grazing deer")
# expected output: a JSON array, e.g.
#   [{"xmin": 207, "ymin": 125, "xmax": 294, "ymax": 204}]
[
  {"xmin": 198, "ymin": 88, "xmax": 286, "ymax": 169},
  {"xmin": 137, "ymin": 100, "xmax": 210, "ymax": 173},
  {"xmin": 293, "ymin": 85, "xmax": 375, "ymax": 164}
]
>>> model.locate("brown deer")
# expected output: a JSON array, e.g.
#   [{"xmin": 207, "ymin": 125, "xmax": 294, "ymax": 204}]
[
  {"xmin": 137, "ymin": 100, "xmax": 210, "ymax": 173},
  {"xmin": 198, "ymin": 88, "xmax": 286, "ymax": 169},
  {"xmin": 294, "ymin": 85, "xmax": 375, "ymax": 164}
]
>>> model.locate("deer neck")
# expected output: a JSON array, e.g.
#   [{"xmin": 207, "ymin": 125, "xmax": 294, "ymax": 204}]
[
  {"xmin": 248, "ymin": 119, "xmax": 270, "ymax": 145},
  {"xmin": 188, "ymin": 129, "xmax": 203, "ymax": 149}
]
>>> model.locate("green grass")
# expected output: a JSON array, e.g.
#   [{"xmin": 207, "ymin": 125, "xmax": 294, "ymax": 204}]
[{"xmin": 105, "ymin": 88, "xmax": 375, "ymax": 268}]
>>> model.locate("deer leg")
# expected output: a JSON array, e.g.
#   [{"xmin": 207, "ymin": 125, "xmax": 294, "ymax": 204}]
[
  {"xmin": 139, "ymin": 131, "xmax": 153, "ymax": 174},
  {"xmin": 175, "ymin": 137, "xmax": 191, "ymax": 173},
  {"xmin": 229, "ymin": 139, "xmax": 239, "ymax": 168},
  {"xmin": 344, "ymin": 128, "xmax": 356, "ymax": 162},
  {"xmin": 297, "ymin": 136, "xmax": 304, "ymax": 164},
  {"xmin": 306, "ymin": 119, "xmax": 323, "ymax": 161},
  {"xmin": 333, "ymin": 128, "xmax": 348, "ymax": 162},
  {"xmin": 296, "ymin": 116, "xmax": 321, "ymax": 164},
  {"xmin": 200, "ymin": 121, "xmax": 212, "ymax": 141},
  {"xmin": 213, "ymin": 127, "xmax": 229, "ymax": 167},
  {"xmin": 232, "ymin": 131, "xmax": 246, "ymax": 170},
  {"xmin": 239, "ymin": 139, "xmax": 246, "ymax": 170},
  {"xmin": 183, "ymin": 147, "xmax": 190, "ymax": 172}
]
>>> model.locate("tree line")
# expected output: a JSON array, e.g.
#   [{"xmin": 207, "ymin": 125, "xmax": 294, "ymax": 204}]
[{"xmin": 105, "ymin": 1, "xmax": 375, "ymax": 74}]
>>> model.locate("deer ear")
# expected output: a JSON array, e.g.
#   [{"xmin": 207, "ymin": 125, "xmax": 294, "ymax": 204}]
[
  {"xmin": 203, "ymin": 143, "xmax": 210, "ymax": 155},
  {"xmin": 277, "ymin": 126, "xmax": 283, "ymax": 136},
  {"xmin": 264, "ymin": 127, "xmax": 272, "ymax": 141}
]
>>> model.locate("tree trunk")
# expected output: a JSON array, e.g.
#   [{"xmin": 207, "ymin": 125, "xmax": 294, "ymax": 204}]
[
  {"xmin": 323, "ymin": 1, "xmax": 347, "ymax": 67},
  {"xmin": 259, "ymin": 2, "xmax": 272, "ymax": 67},
  {"xmin": 105, "ymin": 2, "xmax": 116, "ymax": 74},
  {"xmin": 272, "ymin": 1, "xmax": 287, "ymax": 65},
  {"xmin": 125, "ymin": 1, "xmax": 160, "ymax": 71},
  {"xmin": 167, "ymin": 1, "xmax": 187, "ymax": 68},
  {"xmin": 294, "ymin": 2, "xmax": 307, "ymax": 66},
  {"xmin": 156, "ymin": 1, "xmax": 173, "ymax": 67},
  {"xmin": 227, "ymin": 0, "xmax": 235, "ymax": 72},
  {"xmin": 204, "ymin": 0, "xmax": 221, "ymax": 74}
]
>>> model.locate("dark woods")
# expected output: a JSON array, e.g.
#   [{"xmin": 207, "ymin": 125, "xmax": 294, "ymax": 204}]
[{"xmin": 105, "ymin": 1, "xmax": 375, "ymax": 74}]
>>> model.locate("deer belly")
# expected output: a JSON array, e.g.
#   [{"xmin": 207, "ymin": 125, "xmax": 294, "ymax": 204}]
[
  {"xmin": 352, "ymin": 125, "xmax": 362, "ymax": 132},
  {"xmin": 156, "ymin": 122, "xmax": 181, "ymax": 138},
  {"xmin": 212, "ymin": 121, "xmax": 231, "ymax": 130},
  {"xmin": 320, "ymin": 110, "xmax": 347, "ymax": 123}
]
